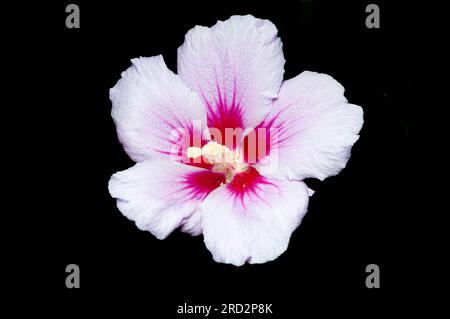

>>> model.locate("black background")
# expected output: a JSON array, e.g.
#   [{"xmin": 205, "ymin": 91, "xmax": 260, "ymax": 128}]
[{"xmin": 13, "ymin": 0, "xmax": 418, "ymax": 316}]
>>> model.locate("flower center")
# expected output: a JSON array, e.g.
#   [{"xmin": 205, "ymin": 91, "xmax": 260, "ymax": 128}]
[{"xmin": 187, "ymin": 141, "xmax": 249, "ymax": 182}]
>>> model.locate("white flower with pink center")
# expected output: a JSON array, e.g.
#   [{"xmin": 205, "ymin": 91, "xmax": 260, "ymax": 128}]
[{"xmin": 108, "ymin": 15, "xmax": 364, "ymax": 266}]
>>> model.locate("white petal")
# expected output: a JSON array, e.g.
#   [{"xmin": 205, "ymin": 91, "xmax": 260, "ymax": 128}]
[
  {"xmin": 177, "ymin": 15, "xmax": 285, "ymax": 141},
  {"xmin": 110, "ymin": 55, "xmax": 209, "ymax": 163},
  {"xmin": 180, "ymin": 209, "xmax": 203, "ymax": 236},
  {"xmin": 254, "ymin": 71, "xmax": 364, "ymax": 181},
  {"xmin": 109, "ymin": 160, "xmax": 226, "ymax": 239},
  {"xmin": 200, "ymin": 169, "xmax": 309, "ymax": 266}
]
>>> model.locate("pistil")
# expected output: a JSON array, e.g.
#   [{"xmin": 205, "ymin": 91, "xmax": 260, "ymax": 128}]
[{"xmin": 187, "ymin": 141, "xmax": 249, "ymax": 182}]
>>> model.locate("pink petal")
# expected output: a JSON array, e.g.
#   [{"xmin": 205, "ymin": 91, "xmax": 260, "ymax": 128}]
[
  {"xmin": 110, "ymin": 55, "xmax": 211, "ymax": 168},
  {"xmin": 200, "ymin": 167, "xmax": 309, "ymax": 266},
  {"xmin": 245, "ymin": 71, "xmax": 363, "ymax": 180},
  {"xmin": 177, "ymin": 15, "xmax": 285, "ymax": 148},
  {"xmin": 109, "ymin": 160, "xmax": 225, "ymax": 239}
]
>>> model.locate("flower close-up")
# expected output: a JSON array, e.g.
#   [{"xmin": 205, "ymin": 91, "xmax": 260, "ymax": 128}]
[{"xmin": 108, "ymin": 15, "xmax": 363, "ymax": 266}]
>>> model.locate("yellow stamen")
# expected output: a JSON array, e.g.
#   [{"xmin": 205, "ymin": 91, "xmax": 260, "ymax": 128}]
[
  {"xmin": 186, "ymin": 147, "xmax": 202, "ymax": 159},
  {"xmin": 187, "ymin": 141, "xmax": 234, "ymax": 164},
  {"xmin": 186, "ymin": 141, "xmax": 249, "ymax": 183}
]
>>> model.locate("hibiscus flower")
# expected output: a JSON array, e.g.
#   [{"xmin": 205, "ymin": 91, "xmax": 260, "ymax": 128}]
[{"xmin": 108, "ymin": 15, "xmax": 363, "ymax": 266}]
